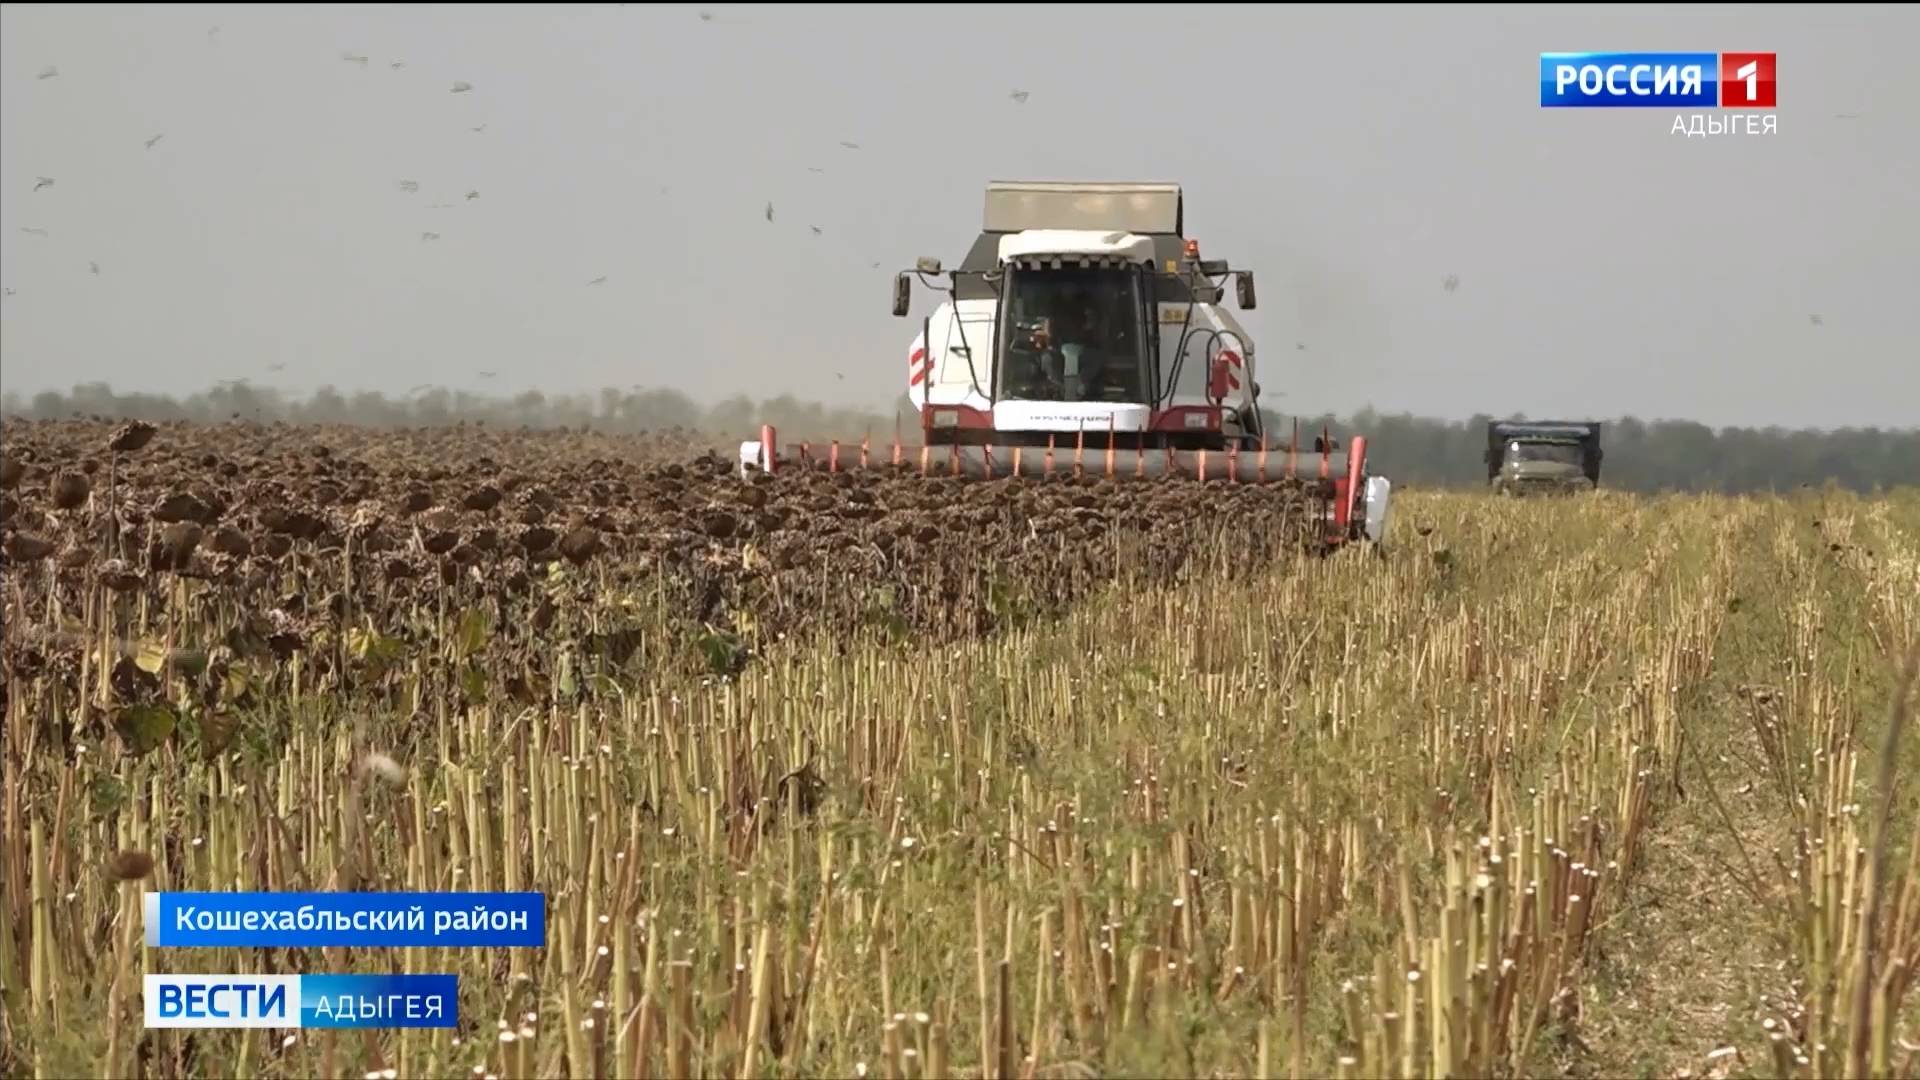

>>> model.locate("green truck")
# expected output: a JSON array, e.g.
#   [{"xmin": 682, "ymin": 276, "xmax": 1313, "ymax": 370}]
[{"xmin": 1485, "ymin": 420, "xmax": 1602, "ymax": 495}]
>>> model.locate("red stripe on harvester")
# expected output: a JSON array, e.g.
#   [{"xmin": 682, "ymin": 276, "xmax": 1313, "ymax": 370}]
[{"xmin": 1335, "ymin": 435, "xmax": 1367, "ymax": 539}]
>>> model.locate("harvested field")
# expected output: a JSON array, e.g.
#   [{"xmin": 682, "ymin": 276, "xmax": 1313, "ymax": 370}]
[{"xmin": 3, "ymin": 419, "xmax": 1918, "ymax": 1080}]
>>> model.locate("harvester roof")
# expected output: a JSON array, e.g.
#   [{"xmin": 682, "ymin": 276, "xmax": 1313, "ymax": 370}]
[
  {"xmin": 984, "ymin": 181, "xmax": 1183, "ymax": 236},
  {"xmin": 996, "ymin": 230, "xmax": 1156, "ymax": 265}
]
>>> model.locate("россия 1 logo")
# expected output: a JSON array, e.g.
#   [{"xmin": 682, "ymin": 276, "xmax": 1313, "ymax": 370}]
[
  {"xmin": 1539, "ymin": 51, "xmax": 1776, "ymax": 137},
  {"xmin": 1718, "ymin": 52, "xmax": 1776, "ymax": 107}
]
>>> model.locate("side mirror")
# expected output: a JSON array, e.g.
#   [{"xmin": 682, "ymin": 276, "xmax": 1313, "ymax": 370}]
[
  {"xmin": 892, "ymin": 273, "xmax": 911, "ymax": 318},
  {"xmin": 1236, "ymin": 272, "xmax": 1257, "ymax": 310}
]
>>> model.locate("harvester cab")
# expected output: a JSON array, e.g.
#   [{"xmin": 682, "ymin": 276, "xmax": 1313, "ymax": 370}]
[
  {"xmin": 743, "ymin": 180, "xmax": 1392, "ymax": 550},
  {"xmin": 1485, "ymin": 420, "xmax": 1602, "ymax": 495}
]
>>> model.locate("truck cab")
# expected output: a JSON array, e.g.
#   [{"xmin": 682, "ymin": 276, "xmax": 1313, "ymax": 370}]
[{"xmin": 1485, "ymin": 420, "xmax": 1603, "ymax": 495}]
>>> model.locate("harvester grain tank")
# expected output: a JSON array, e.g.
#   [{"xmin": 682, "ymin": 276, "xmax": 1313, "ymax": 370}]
[
  {"xmin": 739, "ymin": 180, "xmax": 1392, "ymax": 548},
  {"xmin": 1485, "ymin": 420, "xmax": 1602, "ymax": 495}
]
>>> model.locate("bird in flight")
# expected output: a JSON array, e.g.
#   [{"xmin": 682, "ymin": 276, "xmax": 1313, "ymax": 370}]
[
  {"xmin": 839, "ymin": 140, "xmax": 860, "ymax": 150},
  {"xmin": 208, "ymin": 26, "xmax": 219, "ymax": 41},
  {"xmin": 399, "ymin": 180, "xmax": 419, "ymax": 193},
  {"xmin": 1010, "ymin": 89, "xmax": 1029, "ymax": 104},
  {"xmin": 34, "ymin": 177, "xmax": 54, "ymax": 192},
  {"xmin": 38, "ymin": 66, "xmax": 59, "ymax": 80},
  {"xmin": 810, "ymin": 225, "xmax": 822, "ymax": 236},
  {"xmin": 1442, "ymin": 273, "xmax": 1460, "ymax": 292},
  {"xmin": 19, "ymin": 227, "xmax": 49, "ymax": 238},
  {"xmin": 421, "ymin": 231, "xmax": 441, "ymax": 242},
  {"xmin": 391, "ymin": 60, "xmax": 406, "ymax": 70},
  {"xmin": 1809, "ymin": 313, "xmax": 1823, "ymax": 326},
  {"xmin": 428, "ymin": 202, "xmax": 455, "ymax": 209},
  {"xmin": 471, "ymin": 124, "xmax": 487, "ymax": 133},
  {"xmin": 267, "ymin": 362, "xmax": 286, "ymax": 372},
  {"xmin": 451, "ymin": 81, "xmax": 473, "ymax": 93},
  {"xmin": 477, "ymin": 371, "xmax": 497, "ymax": 379},
  {"xmin": 765, "ymin": 201, "xmax": 774, "ymax": 222},
  {"xmin": 588, "ymin": 276, "xmax": 608, "ymax": 286},
  {"xmin": 4, "ymin": 288, "xmax": 16, "ymax": 297},
  {"xmin": 466, "ymin": 190, "xmax": 480, "ymax": 201},
  {"xmin": 699, "ymin": 11, "xmax": 713, "ymax": 20},
  {"xmin": 808, "ymin": 167, "xmax": 824, "ymax": 174},
  {"xmin": 89, "ymin": 261, "xmax": 100, "ymax": 275},
  {"xmin": 342, "ymin": 51, "xmax": 369, "ymax": 65},
  {"xmin": 146, "ymin": 133, "xmax": 165, "ymax": 149}
]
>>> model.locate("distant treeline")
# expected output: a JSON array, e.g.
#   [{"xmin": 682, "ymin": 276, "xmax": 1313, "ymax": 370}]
[{"xmin": 4, "ymin": 381, "xmax": 1916, "ymax": 494}]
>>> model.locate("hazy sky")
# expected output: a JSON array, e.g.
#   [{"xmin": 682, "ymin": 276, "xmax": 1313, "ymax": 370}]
[{"xmin": 3, "ymin": 4, "xmax": 1916, "ymax": 428}]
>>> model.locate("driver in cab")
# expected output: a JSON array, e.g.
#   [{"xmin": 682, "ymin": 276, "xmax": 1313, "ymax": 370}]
[{"xmin": 1024, "ymin": 293, "xmax": 1120, "ymax": 400}]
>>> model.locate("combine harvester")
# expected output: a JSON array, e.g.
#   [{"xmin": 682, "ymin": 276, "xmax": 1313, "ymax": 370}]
[{"xmin": 739, "ymin": 180, "xmax": 1391, "ymax": 549}]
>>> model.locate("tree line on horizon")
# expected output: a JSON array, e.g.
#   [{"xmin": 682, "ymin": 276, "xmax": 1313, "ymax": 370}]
[{"xmin": 4, "ymin": 381, "xmax": 1916, "ymax": 495}]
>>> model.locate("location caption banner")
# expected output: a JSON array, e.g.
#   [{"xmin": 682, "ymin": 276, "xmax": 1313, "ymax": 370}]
[
  {"xmin": 144, "ymin": 891, "xmax": 546, "ymax": 948},
  {"xmin": 144, "ymin": 973, "xmax": 460, "ymax": 1029}
]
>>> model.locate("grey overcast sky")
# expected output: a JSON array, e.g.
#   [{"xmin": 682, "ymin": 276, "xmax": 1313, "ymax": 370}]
[{"xmin": 3, "ymin": 4, "xmax": 1916, "ymax": 428}]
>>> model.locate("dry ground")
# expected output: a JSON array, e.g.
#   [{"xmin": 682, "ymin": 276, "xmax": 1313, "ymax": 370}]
[{"xmin": 3, "ymin": 420, "xmax": 1917, "ymax": 1079}]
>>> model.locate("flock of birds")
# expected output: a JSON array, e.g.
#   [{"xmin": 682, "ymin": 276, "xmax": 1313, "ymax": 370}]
[
  {"xmin": 5, "ymin": 10, "xmax": 1042, "ymax": 400},
  {"xmin": 10, "ymin": 13, "xmax": 1037, "ymax": 314},
  {"xmin": 13, "ymin": 26, "xmax": 628, "ymax": 298},
  {"xmin": 27, "ymin": 16, "xmax": 1728, "ymax": 396}
]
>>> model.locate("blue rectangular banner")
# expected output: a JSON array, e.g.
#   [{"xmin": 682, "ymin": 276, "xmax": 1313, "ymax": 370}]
[
  {"xmin": 1539, "ymin": 52, "xmax": 1719, "ymax": 107},
  {"xmin": 144, "ymin": 891, "xmax": 545, "ymax": 948},
  {"xmin": 144, "ymin": 973, "xmax": 459, "ymax": 1029}
]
